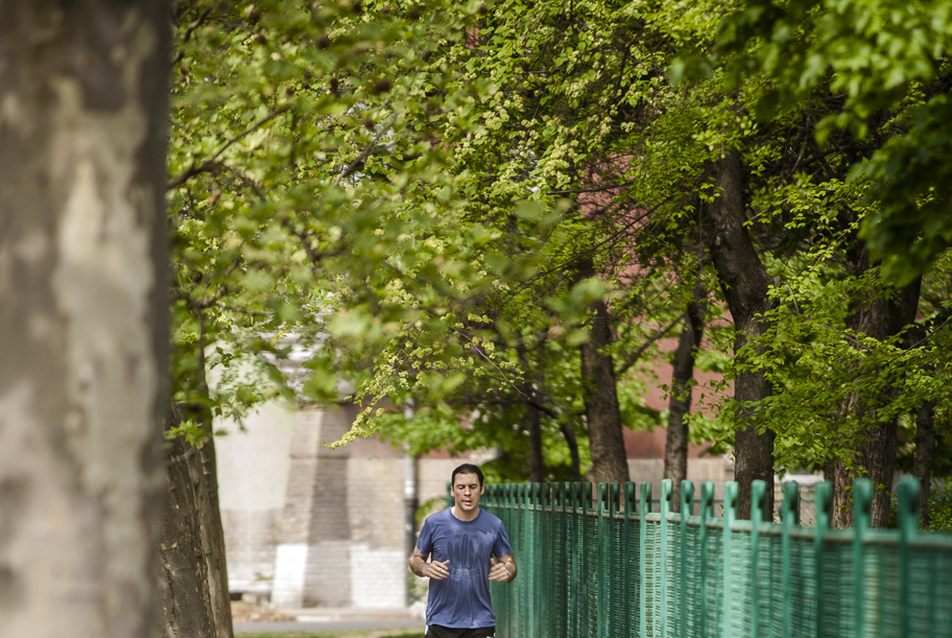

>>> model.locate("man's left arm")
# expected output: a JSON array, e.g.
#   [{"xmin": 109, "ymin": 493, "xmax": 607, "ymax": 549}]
[{"xmin": 489, "ymin": 555, "xmax": 517, "ymax": 583}]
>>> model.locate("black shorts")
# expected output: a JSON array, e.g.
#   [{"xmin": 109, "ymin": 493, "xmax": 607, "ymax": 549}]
[{"xmin": 425, "ymin": 624, "xmax": 496, "ymax": 638}]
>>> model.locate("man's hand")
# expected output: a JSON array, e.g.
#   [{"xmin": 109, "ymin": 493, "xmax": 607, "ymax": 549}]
[
  {"xmin": 426, "ymin": 559, "xmax": 450, "ymax": 580},
  {"xmin": 489, "ymin": 557, "xmax": 513, "ymax": 583}
]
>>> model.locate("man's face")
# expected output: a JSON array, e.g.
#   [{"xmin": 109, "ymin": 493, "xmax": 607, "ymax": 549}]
[{"xmin": 451, "ymin": 472, "xmax": 484, "ymax": 515}]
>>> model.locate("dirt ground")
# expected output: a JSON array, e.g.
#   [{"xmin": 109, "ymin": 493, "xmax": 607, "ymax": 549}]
[
  {"xmin": 230, "ymin": 600, "xmax": 296, "ymax": 623},
  {"xmin": 229, "ymin": 602, "xmax": 424, "ymax": 637}
]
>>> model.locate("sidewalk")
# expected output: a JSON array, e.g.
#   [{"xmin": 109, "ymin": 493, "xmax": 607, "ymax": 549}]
[{"xmin": 233, "ymin": 606, "xmax": 425, "ymax": 635}]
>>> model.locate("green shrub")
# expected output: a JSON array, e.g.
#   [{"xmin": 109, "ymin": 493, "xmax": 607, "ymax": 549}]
[{"xmin": 927, "ymin": 482, "xmax": 952, "ymax": 532}]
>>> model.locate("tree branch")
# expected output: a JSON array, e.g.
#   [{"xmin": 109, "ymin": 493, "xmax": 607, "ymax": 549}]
[{"xmin": 167, "ymin": 106, "xmax": 290, "ymax": 190}]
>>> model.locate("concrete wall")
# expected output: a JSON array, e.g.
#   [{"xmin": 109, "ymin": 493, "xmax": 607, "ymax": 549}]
[
  {"xmin": 217, "ymin": 400, "xmax": 294, "ymax": 597},
  {"xmin": 628, "ymin": 457, "xmax": 735, "ymax": 502},
  {"xmin": 216, "ymin": 402, "xmax": 464, "ymax": 610}
]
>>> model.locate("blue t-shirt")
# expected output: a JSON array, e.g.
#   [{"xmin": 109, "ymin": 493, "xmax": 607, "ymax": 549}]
[{"xmin": 416, "ymin": 508, "xmax": 513, "ymax": 629}]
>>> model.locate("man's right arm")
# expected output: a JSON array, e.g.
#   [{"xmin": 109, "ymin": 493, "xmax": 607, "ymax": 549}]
[
  {"xmin": 409, "ymin": 546, "xmax": 450, "ymax": 580},
  {"xmin": 408, "ymin": 547, "xmax": 430, "ymax": 578}
]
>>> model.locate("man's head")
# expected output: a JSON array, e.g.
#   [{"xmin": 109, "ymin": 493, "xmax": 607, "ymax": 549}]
[
  {"xmin": 450, "ymin": 463, "xmax": 485, "ymax": 520},
  {"xmin": 451, "ymin": 463, "xmax": 484, "ymax": 487}
]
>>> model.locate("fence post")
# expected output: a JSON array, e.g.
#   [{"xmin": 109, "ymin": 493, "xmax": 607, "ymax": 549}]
[
  {"xmin": 640, "ymin": 481, "xmax": 652, "ymax": 638},
  {"xmin": 898, "ymin": 476, "xmax": 920, "ymax": 638},
  {"xmin": 721, "ymin": 482, "xmax": 738, "ymax": 638},
  {"xmin": 750, "ymin": 480, "xmax": 766, "ymax": 638},
  {"xmin": 781, "ymin": 481, "xmax": 799, "ymax": 638},
  {"xmin": 532, "ymin": 483, "xmax": 544, "ymax": 638},
  {"xmin": 660, "ymin": 479, "xmax": 673, "ymax": 638},
  {"xmin": 625, "ymin": 482, "xmax": 638, "ymax": 638},
  {"xmin": 597, "ymin": 483, "xmax": 609, "ymax": 638},
  {"xmin": 700, "ymin": 482, "xmax": 714, "ymax": 638},
  {"xmin": 569, "ymin": 482, "xmax": 581, "ymax": 638},
  {"xmin": 609, "ymin": 482, "xmax": 620, "ymax": 638},
  {"xmin": 680, "ymin": 481, "xmax": 694, "ymax": 638},
  {"xmin": 552, "ymin": 483, "xmax": 564, "ymax": 638},
  {"xmin": 852, "ymin": 479, "xmax": 872, "ymax": 638},
  {"xmin": 814, "ymin": 482, "xmax": 832, "ymax": 638},
  {"xmin": 579, "ymin": 482, "xmax": 592, "ymax": 637}
]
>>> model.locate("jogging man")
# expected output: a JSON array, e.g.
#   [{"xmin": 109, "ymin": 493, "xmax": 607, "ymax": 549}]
[{"xmin": 409, "ymin": 463, "xmax": 517, "ymax": 638}]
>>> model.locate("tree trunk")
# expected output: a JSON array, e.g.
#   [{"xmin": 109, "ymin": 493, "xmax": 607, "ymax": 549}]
[
  {"xmin": 161, "ymin": 404, "xmax": 234, "ymax": 638},
  {"xmin": 198, "ymin": 434, "xmax": 234, "ymax": 638},
  {"xmin": 578, "ymin": 256, "xmax": 629, "ymax": 485},
  {"xmin": 664, "ymin": 284, "xmax": 707, "ymax": 511},
  {"xmin": 526, "ymin": 401, "xmax": 545, "ymax": 482},
  {"xmin": 905, "ymin": 323, "xmax": 935, "ymax": 526},
  {"xmin": 914, "ymin": 399, "xmax": 936, "ymax": 526},
  {"xmin": 0, "ymin": 2, "xmax": 170, "ymax": 636},
  {"xmin": 828, "ymin": 275, "xmax": 920, "ymax": 528},
  {"xmin": 559, "ymin": 420, "xmax": 583, "ymax": 482},
  {"xmin": 707, "ymin": 149, "xmax": 776, "ymax": 519},
  {"xmin": 518, "ymin": 346, "xmax": 546, "ymax": 482},
  {"xmin": 160, "ymin": 433, "xmax": 217, "ymax": 638}
]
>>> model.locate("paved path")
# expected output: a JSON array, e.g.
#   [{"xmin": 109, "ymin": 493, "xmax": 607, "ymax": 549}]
[
  {"xmin": 234, "ymin": 608, "xmax": 424, "ymax": 634},
  {"xmin": 234, "ymin": 618, "xmax": 424, "ymax": 633}
]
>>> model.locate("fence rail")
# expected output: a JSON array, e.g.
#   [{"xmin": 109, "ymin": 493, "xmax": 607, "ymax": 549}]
[{"xmin": 479, "ymin": 477, "xmax": 952, "ymax": 638}]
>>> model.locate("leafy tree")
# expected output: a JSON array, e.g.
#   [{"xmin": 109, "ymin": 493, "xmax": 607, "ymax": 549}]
[
  {"xmin": 165, "ymin": 0, "xmax": 501, "ymax": 632},
  {"xmin": 685, "ymin": 0, "xmax": 952, "ymax": 523},
  {"xmin": 167, "ymin": 0, "xmax": 952, "ymax": 551},
  {"xmin": 712, "ymin": 0, "xmax": 952, "ymax": 283},
  {"xmin": 370, "ymin": 0, "xmax": 716, "ymax": 486}
]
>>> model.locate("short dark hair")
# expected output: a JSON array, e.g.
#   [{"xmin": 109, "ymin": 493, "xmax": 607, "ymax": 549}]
[{"xmin": 451, "ymin": 463, "xmax": 484, "ymax": 487}]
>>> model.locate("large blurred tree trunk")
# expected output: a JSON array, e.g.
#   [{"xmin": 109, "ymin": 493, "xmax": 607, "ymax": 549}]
[
  {"xmin": 707, "ymin": 149, "xmax": 776, "ymax": 519},
  {"xmin": 664, "ymin": 283, "xmax": 707, "ymax": 511},
  {"xmin": 0, "ymin": 1, "xmax": 170, "ymax": 636}
]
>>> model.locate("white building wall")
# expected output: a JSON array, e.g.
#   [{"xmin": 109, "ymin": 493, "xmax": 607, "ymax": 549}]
[
  {"xmin": 217, "ymin": 402, "xmax": 432, "ymax": 610},
  {"xmin": 351, "ymin": 546, "xmax": 406, "ymax": 608},
  {"xmin": 271, "ymin": 543, "xmax": 308, "ymax": 608},
  {"xmin": 217, "ymin": 400, "xmax": 294, "ymax": 594}
]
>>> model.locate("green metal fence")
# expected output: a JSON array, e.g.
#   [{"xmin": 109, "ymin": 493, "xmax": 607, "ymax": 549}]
[{"xmin": 479, "ymin": 477, "xmax": 952, "ymax": 638}]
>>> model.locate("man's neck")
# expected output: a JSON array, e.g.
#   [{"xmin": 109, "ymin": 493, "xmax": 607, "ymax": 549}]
[{"xmin": 451, "ymin": 506, "xmax": 479, "ymax": 522}]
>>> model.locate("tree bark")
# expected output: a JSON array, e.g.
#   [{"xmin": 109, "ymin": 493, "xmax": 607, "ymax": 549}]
[
  {"xmin": 707, "ymin": 149, "xmax": 776, "ymax": 519},
  {"xmin": 559, "ymin": 420, "xmax": 583, "ymax": 482},
  {"xmin": 0, "ymin": 1, "xmax": 170, "ymax": 636},
  {"xmin": 577, "ymin": 258, "xmax": 630, "ymax": 485},
  {"xmin": 518, "ymin": 347, "xmax": 546, "ymax": 482},
  {"xmin": 526, "ymin": 401, "xmax": 545, "ymax": 483},
  {"xmin": 906, "ymin": 323, "xmax": 935, "ymax": 526},
  {"xmin": 664, "ymin": 284, "xmax": 707, "ymax": 512},
  {"xmin": 160, "ymin": 432, "xmax": 217, "ymax": 638},
  {"xmin": 197, "ymin": 434, "xmax": 234, "ymax": 638},
  {"xmin": 914, "ymin": 399, "xmax": 936, "ymax": 526},
  {"xmin": 160, "ymin": 402, "xmax": 234, "ymax": 638},
  {"xmin": 828, "ymin": 276, "xmax": 920, "ymax": 528}
]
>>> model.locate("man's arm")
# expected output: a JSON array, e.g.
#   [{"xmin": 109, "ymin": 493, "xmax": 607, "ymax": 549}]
[
  {"xmin": 489, "ymin": 554, "xmax": 517, "ymax": 583},
  {"xmin": 409, "ymin": 546, "xmax": 450, "ymax": 580}
]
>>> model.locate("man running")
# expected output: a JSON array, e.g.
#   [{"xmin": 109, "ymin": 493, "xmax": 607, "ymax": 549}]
[{"xmin": 409, "ymin": 463, "xmax": 517, "ymax": 638}]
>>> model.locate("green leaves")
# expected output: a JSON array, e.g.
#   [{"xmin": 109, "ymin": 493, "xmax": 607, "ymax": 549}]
[
  {"xmin": 857, "ymin": 94, "xmax": 952, "ymax": 284},
  {"xmin": 708, "ymin": 0, "xmax": 952, "ymax": 283},
  {"xmin": 166, "ymin": 0, "xmax": 952, "ymax": 484}
]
